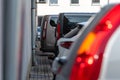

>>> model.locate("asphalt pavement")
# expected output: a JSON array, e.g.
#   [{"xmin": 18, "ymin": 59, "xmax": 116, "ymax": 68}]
[{"xmin": 28, "ymin": 41, "xmax": 54, "ymax": 80}]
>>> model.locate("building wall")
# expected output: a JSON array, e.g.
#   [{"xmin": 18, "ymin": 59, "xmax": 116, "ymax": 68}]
[
  {"xmin": 37, "ymin": 0, "xmax": 108, "ymax": 16},
  {"xmin": 3, "ymin": 0, "xmax": 32, "ymax": 80}
]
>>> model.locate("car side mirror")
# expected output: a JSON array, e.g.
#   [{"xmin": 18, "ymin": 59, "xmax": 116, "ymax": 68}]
[
  {"xmin": 58, "ymin": 57, "xmax": 67, "ymax": 65},
  {"xmin": 50, "ymin": 19, "xmax": 57, "ymax": 27}
]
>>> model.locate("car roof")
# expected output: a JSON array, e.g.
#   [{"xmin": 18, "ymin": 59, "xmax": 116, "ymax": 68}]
[{"xmin": 43, "ymin": 15, "xmax": 58, "ymax": 17}]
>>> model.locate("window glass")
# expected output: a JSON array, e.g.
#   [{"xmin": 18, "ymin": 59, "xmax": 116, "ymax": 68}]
[
  {"xmin": 50, "ymin": 0, "xmax": 58, "ymax": 4},
  {"xmin": 92, "ymin": 0, "xmax": 100, "ymax": 3},
  {"xmin": 71, "ymin": 0, "xmax": 79, "ymax": 4},
  {"xmin": 39, "ymin": 0, "xmax": 46, "ymax": 3},
  {"xmin": 65, "ymin": 15, "xmax": 91, "ymax": 23}
]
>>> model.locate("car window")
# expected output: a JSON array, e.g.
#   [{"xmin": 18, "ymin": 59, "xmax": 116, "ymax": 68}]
[
  {"xmin": 50, "ymin": 16, "xmax": 58, "ymax": 24},
  {"xmin": 65, "ymin": 15, "xmax": 91, "ymax": 23}
]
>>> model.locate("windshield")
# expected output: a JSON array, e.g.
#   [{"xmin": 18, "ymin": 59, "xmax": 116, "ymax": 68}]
[{"xmin": 65, "ymin": 15, "xmax": 91, "ymax": 23}]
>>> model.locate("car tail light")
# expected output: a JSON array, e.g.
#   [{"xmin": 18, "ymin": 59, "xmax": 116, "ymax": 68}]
[
  {"xmin": 70, "ymin": 4, "xmax": 120, "ymax": 80},
  {"xmin": 42, "ymin": 21, "xmax": 48, "ymax": 39},
  {"xmin": 56, "ymin": 23, "xmax": 61, "ymax": 40},
  {"xmin": 60, "ymin": 41, "xmax": 73, "ymax": 49}
]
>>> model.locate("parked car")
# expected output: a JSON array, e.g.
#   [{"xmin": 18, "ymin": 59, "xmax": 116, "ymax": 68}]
[
  {"xmin": 54, "ymin": 13, "xmax": 95, "ymax": 56},
  {"xmin": 40, "ymin": 15, "xmax": 58, "ymax": 52},
  {"xmin": 55, "ymin": 13, "xmax": 95, "ymax": 40},
  {"xmin": 55, "ymin": 3, "xmax": 120, "ymax": 80},
  {"xmin": 58, "ymin": 22, "xmax": 88, "ymax": 57},
  {"xmin": 52, "ymin": 22, "xmax": 87, "ymax": 74},
  {"xmin": 36, "ymin": 26, "xmax": 41, "ymax": 40}
]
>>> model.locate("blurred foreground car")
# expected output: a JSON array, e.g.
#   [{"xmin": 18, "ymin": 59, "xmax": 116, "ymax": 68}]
[
  {"xmin": 55, "ymin": 3, "xmax": 120, "ymax": 80},
  {"xmin": 40, "ymin": 15, "xmax": 58, "ymax": 53}
]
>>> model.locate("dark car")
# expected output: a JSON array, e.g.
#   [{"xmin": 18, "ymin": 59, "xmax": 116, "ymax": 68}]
[
  {"xmin": 53, "ymin": 13, "xmax": 95, "ymax": 56},
  {"xmin": 40, "ymin": 15, "xmax": 58, "ymax": 52},
  {"xmin": 55, "ymin": 4, "xmax": 120, "ymax": 80},
  {"xmin": 55, "ymin": 13, "xmax": 95, "ymax": 40}
]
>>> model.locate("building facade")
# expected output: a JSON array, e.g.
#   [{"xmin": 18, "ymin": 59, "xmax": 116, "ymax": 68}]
[{"xmin": 37, "ymin": 0, "xmax": 110, "ymax": 16}]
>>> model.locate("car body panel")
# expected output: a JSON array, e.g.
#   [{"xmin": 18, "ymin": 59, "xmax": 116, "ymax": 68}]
[
  {"xmin": 52, "ymin": 35, "xmax": 79, "ymax": 74},
  {"xmin": 99, "ymin": 26, "xmax": 120, "ymax": 80}
]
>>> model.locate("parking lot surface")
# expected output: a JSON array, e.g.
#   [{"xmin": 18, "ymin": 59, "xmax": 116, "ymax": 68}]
[{"xmin": 29, "ymin": 41, "xmax": 54, "ymax": 80}]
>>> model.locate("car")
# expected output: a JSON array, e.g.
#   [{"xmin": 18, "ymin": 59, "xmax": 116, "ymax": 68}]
[
  {"xmin": 40, "ymin": 15, "xmax": 58, "ymax": 52},
  {"xmin": 54, "ymin": 13, "xmax": 95, "ymax": 56},
  {"xmin": 55, "ymin": 13, "xmax": 95, "ymax": 40},
  {"xmin": 36, "ymin": 26, "xmax": 41, "ymax": 40},
  {"xmin": 55, "ymin": 3, "xmax": 120, "ymax": 80},
  {"xmin": 52, "ymin": 22, "xmax": 84, "ymax": 74},
  {"xmin": 52, "ymin": 22, "xmax": 88, "ymax": 74}
]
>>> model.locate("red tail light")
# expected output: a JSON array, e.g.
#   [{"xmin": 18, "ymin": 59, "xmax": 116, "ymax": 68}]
[
  {"xmin": 60, "ymin": 41, "xmax": 73, "ymax": 49},
  {"xmin": 56, "ymin": 23, "xmax": 61, "ymax": 40},
  {"xmin": 42, "ymin": 21, "xmax": 48, "ymax": 39},
  {"xmin": 70, "ymin": 4, "xmax": 120, "ymax": 80}
]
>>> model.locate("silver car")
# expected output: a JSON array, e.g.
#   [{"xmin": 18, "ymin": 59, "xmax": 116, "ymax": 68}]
[{"xmin": 40, "ymin": 15, "xmax": 58, "ymax": 53}]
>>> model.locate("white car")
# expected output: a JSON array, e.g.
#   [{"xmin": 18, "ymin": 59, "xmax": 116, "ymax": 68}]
[
  {"xmin": 57, "ymin": 22, "xmax": 87, "ymax": 57},
  {"xmin": 52, "ymin": 22, "xmax": 87, "ymax": 74}
]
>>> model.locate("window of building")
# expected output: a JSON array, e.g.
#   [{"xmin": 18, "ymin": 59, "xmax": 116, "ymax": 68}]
[
  {"xmin": 92, "ymin": 0, "xmax": 100, "ymax": 4},
  {"xmin": 49, "ymin": 0, "xmax": 58, "ymax": 6},
  {"xmin": 50, "ymin": 0, "xmax": 58, "ymax": 4},
  {"xmin": 38, "ymin": 0, "xmax": 46, "ymax": 3},
  {"xmin": 71, "ymin": 0, "xmax": 79, "ymax": 4}
]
